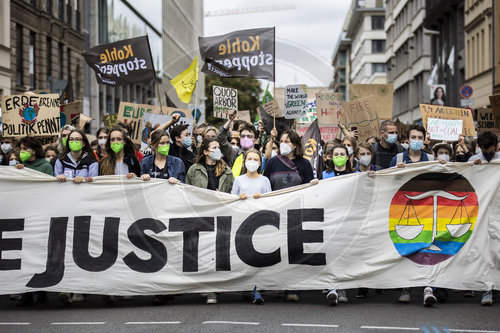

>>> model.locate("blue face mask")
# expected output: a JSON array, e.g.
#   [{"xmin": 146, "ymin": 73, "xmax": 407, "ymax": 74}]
[
  {"xmin": 9, "ymin": 160, "xmax": 18, "ymax": 166},
  {"xmin": 409, "ymin": 140, "xmax": 424, "ymax": 151},
  {"xmin": 386, "ymin": 134, "xmax": 398, "ymax": 144},
  {"xmin": 182, "ymin": 137, "xmax": 192, "ymax": 148}
]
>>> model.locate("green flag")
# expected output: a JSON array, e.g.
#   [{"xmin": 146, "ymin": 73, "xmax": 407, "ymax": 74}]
[{"xmin": 262, "ymin": 83, "xmax": 273, "ymax": 105}]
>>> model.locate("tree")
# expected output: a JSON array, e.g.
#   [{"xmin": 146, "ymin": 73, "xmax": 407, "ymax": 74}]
[{"xmin": 204, "ymin": 76, "xmax": 263, "ymax": 127}]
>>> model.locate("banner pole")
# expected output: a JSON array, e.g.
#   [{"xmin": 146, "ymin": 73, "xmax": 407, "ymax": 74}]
[
  {"xmin": 194, "ymin": 79, "xmax": 199, "ymax": 126},
  {"xmin": 273, "ymin": 81, "xmax": 276, "ymax": 129}
]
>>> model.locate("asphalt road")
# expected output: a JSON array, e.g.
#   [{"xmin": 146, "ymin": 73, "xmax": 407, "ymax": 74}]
[{"xmin": 0, "ymin": 289, "xmax": 498, "ymax": 333}]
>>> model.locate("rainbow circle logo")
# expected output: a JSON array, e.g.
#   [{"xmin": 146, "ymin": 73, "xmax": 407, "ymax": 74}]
[{"xmin": 389, "ymin": 173, "xmax": 478, "ymax": 265}]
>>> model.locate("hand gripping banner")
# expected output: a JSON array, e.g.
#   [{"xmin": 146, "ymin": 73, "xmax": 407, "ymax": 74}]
[{"xmin": 0, "ymin": 162, "xmax": 499, "ymax": 295}]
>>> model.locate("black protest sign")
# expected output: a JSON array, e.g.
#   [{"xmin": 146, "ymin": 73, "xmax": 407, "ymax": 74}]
[
  {"xmin": 199, "ymin": 27, "xmax": 275, "ymax": 81},
  {"xmin": 1, "ymin": 94, "xmax": 61, "ymax": 137},
  {"xmin": 83, "ymin": 36, "xmax": 155, "ymax": 86}
]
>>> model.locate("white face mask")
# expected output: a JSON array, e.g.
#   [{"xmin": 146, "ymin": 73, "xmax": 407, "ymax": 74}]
[
  {"xmin": 1, "ymin": 143, "xmax": 13, "ymax": 154},
  {"xmin": 271, "ymin": 150, "xmax": 278, "ymax": 158},
  {"xmin": 245, "ymin": 160, "xmax": 260, "ymax": 173},
  {"xmin": 475, "ymin": 147, "xmax": 482, "ymax": 155},
  {"xmin": 209, "ymin": 148, "xmax": 222, "ymax": 161},
  {"xmin": 437, "ymin": 154, "xmax": 450, "ymax": 162},
  {"xmin": 197, "ymin": 135, "xmax": 203, "ymax": 144},
  {"xmin": 346, "ymin": 146, "xmax": 353, "ymax": 156},
  {"xmin": 359, "ymin": 155, "xmax": 372, "ymax": 167},
  {"xmin": 401, "ymin": 143, "xmax": 409, "ymax": 150},
  {"xmin": 98, "ymin": 138, "xmax": 106, "ymax": 149},
  {"xmin": 280, "ymin": 143, "xmax": 292, "ymax": 156}
]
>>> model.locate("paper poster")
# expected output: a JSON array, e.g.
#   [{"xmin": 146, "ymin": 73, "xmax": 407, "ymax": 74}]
[
  {"xmin": 284, "ymin": 84, "xmax": 308, "ymax": 119},
  {"xmin": 117, "ymin": 102, "xmax": 161, "ymax": 144},
  {"xmin": 316, "ymin": 92, "xmax": 344, "ymax": 125},
  {"xmin": 349, "ymin": 84, "xmax": 394, "ymax": 120},
  {"xmin": 427, "ymin": 118, "xmax": 463, "ymax": 141},
  {"xmin": 258, "ymin": 99, "xmax": 282, "ymax": 117},
  {"xmin": 140, "ymin": 112, "xmax": 193, "ymax": 150},
  {"xmin": 213, "ymin": 85, "xmax": 238, "ymax": 119},
  {"xmin": 343, "ymin": 96, "xmax": 380, "ymax": 142},
  {"xmin": 419, "ymin": 104, "xmax": 476, "ymax": 136},
  {"xmin": 60, "ymin": 100, "xmax": 82, "ymax": 128}
]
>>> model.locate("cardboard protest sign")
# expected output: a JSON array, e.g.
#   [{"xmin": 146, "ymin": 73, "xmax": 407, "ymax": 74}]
[
  {"xmin": 213, "ymin": 85, "xmax": 238, "ymax": 119},
  {"xmin": 349, "ymin": 84, "xmax": 394, "ymax": 120},
  {"xmin": 258, "ymin": 99, "xmax": 282, "ymax": 117},
  {"xmin": 488, "ymin": 94, "xmax": 500, "ymax": 129},
  {"xmin": 1, "ymin": 94, "xmax": 61, "ymax": 137},
  {"xmin": 78, "ymin": 114, "xmax": 92, "ymax": 130},
  {"xmin": 316, "ymin": 92, "xmax": 344, "ymax": 125},
  {"xmin": 343, "ymin": 96, "xmax": 380, "ymax": 142},
  {"xmin": 165, "ymin": 107, "xmax": 192, "ymax": 119},
  {"xmin": 140, "ymin": 112, "xmax": 194, "ymax": 150},
  {"xmin": 83, "ymin": 35, "xmax": 155, "ymax": 86},
  {"xmin": 103, "ymin": 114, "xmax": 118, "ymax": 128},
  {"xmin": 236, "ymin": 110, "xmax": 251, "ymax": 123},
  {"xmin": 477, "ymin": 108, "xmax": 500, "ymax": 135},
  {"xmin": 419, "ymin": 104, "xmax": 476, "ymax": 136},
  {"xmin": 199, "ymin": 27, "xmax": 275, "ymax": 80},
  {"xmin": 284, "ymin": 84, "xmax": 308, "ymax": 119},
  {"xmin": 427, "ymin": 118, "xmax": 463, "ymax": 141},
  {"xmin": 117, "ymin": 102, "xmax": 161, "ymax": 144},
  {"xmin": 60, "ymin": 100, "xmax": 82, "ymax": 127}
]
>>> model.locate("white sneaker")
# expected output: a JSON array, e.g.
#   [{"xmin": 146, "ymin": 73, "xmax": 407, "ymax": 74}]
[
  {"xmin": 286, "ymin": 293, "xmax": 300, "ymax": 302},
  {"xmin": 481, "ymin": 290, "xmax": 493, "ymax": 306},
  {"xmin": 423, "ymin": 287, "xmax": 436, "ymax": 307},
  {"xmin": 58, "ymin": 293, "xmax": 72, "ymax": 306},
  {"xmin": 206, "ymin": 292, "xmax": 217, "ymax": 304},
  {"xmin": 326, "ymin": 289, "xmax": 338, "ymax": 305},
  {"xmin": 338, "ymin": 289, "xmax": 348, "ymax": 303},
  {"xmin": 72, "ymin": 293, "xmax": 84, "ymax": 302},
  {"xmin": 398, "ymin": 288, "xmax": 411, "ymax": 303}
]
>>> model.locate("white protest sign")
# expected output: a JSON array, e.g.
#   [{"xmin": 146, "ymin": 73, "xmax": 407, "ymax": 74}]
[
  {"xmin": 213, "ymin": 85, "xmax": 238, "ymax": 119},
  {"xmin": 427, "ymin": 118, "xmax": 463, "ymax": 141},
  {"xmin": 140, "ymin": 112, "xmax": 193, "ymax": 150},
  {"xmin": 284, "ymin": 84, "xmax": 308, "ymax": 119}
]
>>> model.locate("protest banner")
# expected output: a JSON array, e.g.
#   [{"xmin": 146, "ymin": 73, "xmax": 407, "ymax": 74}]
[
  {"xmin": 258, "ymin": 99, "xmax": 282, "ymax": 117},
  {"xmin": 284, "ymin": 84, "xmax": 308, "ymax": 119},
  {"xmin": 350, "ymin": 84, "xmax": 394, "ymax": 120},
  {"xmin": 1, "ymin": 162, "xmax": 499, "ymax": 294},
  {"xmin": 60, "ymin": 100, "xmax": 82, "ymax": 127},
  {"xmin": 1, "ymin": 94, "xmax": 61, "ymax": 137},
  {"xmin": 477, "ymin": 108, "xmax": 495, "ymax": 133},
  {"xmin": 319, "ymin": 125, "xmax": 339, "ymax": 142},
  {"xmin": 199, "ymin": 27, "xmax": 275, "ymax": 80},
  {"xmin": 213, "ymin": 85, "xmax": 238, "ymax": 119},
  {"xmin": 165, "ymin": 107, "xmax": 192, "ymax": 119},
  {"xmin": 78, "ymin": 114, "xmax": 92, "ymax": 130},
  {"xmin": 301, "ymin": 119, "xmax": 322, "ymax": 178},
  {"xmin": 140, "ymin": 112, "xmax": 194, "ymax": 150},
  {"xmin": 419, "ymin": 104, "xmax": 476, "ymax": 136},
  {"xmin": 117, "ymin": 102, "xmax": 161, "ymax": 144},
  {"xmin": 343, "ymin": 96, "xmax": 380, "ymax": 142},
  {"xmin": 83, "ymin": 36, "xmax": 155, "ymax": 86},
  {"xmin": 298, "ymin": 99, "xmax": 317, "ymax": 124},
  {"xmin": 316, "ymin": 92, "xmax": 344, "ymax": 125},
  {"xmin": 236, "ymin": 110, "xmax": 251, "ymax": 123},
  {"xmin": 489, "ymin": 94, "xmax": 500, "ymax": 129},
  {"xmin": 103, "ymin": 114, "xmax": 118, "ymax": 128},
  {"xmin": 427, "ymin": 118, "xmax": 463, "ymax": 141}
]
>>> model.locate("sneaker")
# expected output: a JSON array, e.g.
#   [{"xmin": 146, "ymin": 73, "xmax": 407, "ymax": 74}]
[
  {"xmin": 72, "ymin": 293, "xmax": 84, "ymax": 302},
  {"xmin": 338, "ymin": 289, "xmax": 348, "ymax": 303},
  {"xmin": 481, "ymin": 290, "xmax": 493, "ymax": 306},
  {"xmin": 206, "ymin": 292, "xmax": 217, "ymax": 304},
  {"xmin": 423, "ymin": 287, "xmax": 437, "ymax": 307},
  {"xmin": 252, "ymin": 286, "xmax": 264, "ymax": 305},
  {"xmin": 326, "ymin": 289, "xmax": 338, "ymax": 305},
  {"xmin": 58, "ymin": 293, "xmax": 73, "ymax": 306},
  {"xmin": 398, "ymin": 288, "xmax": 411, "ymax": 303},
  {"xmin": 464, "ymin": 290, "xmax": 475, "ymax": 298},
  {"xmin": 102, "ymin": 295, "xmax": 115, "ymax": 305},
  {"xmin": 286, "ymin": 293, "xmax": 300, "ymax": 302}
]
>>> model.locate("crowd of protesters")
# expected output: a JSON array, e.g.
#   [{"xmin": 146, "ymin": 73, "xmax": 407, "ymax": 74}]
[{"xmin": 1, "ymin": 108, "xmax": 499, "ymax": 308}]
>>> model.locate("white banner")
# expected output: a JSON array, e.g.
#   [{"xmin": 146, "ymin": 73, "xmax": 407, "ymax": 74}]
[{"xmin": 0, "ymin": 163, "xmax": 499, "ymax": 295}]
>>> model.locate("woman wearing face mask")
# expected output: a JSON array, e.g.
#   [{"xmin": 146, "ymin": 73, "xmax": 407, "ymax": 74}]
[
  {"xmin": 323, "ymin": 145, "xmax": 354, "ymax": 179},
  {"xmin": 169, "ymin": 124, "xmax": 195, "ymax": 172},
  {"xmin": 140, "ymin": 130, "xmax": 185, "ymax": 184},
  {"xmin": 453, "ymin": 135, "xmax": 472, "ymax": 162},
  {"xmin": 54, "ymin": 129, "xmax": 98, "ymax": 184},
  {"xmin": 7, "ymin": 150, "xmax": 20, "ymax": 166},
  {"xmin": 95, "ymin": 127, "xmax": 109, "ymax": 161},
  {"xmin": 355, "ymin": 143, "xmax": 382, "ymax": 172},
  {"xmin": 99, "ymin": 127, "xmax": 140, "ymax": 178},
  {"xmin": 343, "ymin": 136, "xmax": 358, "ymax": 169},
  {"xmin": 44, "ymin": 146, "xmax": 58, "ymax": 162},
  {"xmin": 0, "ymin": 136, "xmax": 15, "ymax": 165},
  {"xmin": 389, "ymin": 125, "xmax": 434, "ymax": 168},
  {"xmin": 263, "ymin": 130, "xmax": 317, "ymax": 192},
  {"xmin": 432, "ymin": 143, "xmax": 453, "ymax": 164},
  {"xmin": 14, "ymin": 136, "xmax": 53, "ymax": 176},
  {"xmin": 232, "ymin": 149, "xmax": 271, "ymax": 199}
]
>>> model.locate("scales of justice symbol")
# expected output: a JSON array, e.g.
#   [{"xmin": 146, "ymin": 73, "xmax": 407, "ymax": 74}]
[{"xmin": 395, "ymin": 190, "xmax": 473, "ymax": 251}]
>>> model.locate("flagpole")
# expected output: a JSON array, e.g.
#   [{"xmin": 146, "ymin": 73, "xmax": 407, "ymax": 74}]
[
  {"xmin": 194, "ymin": 79, "xmax": 199, "ymax": 126},
  {"xmin": 273, "ymin": 81, "xmax": 276, "ymax": 129},
  {"xmin": 145, "ymin": 34, "xmax": 164, "ymax": 114}
]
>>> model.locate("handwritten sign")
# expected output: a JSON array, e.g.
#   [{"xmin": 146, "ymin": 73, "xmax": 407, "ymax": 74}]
[
  {"xmin": 1, "ymin": 94, "xmax": 61, "ymax": 137},
  {"xmin": 488, "ymin": 94, "xmax": 500, "ymax": 130},
  {"xmin": 140, "ymin": 112, "xmax": 193, "ymax": 150},
  {"xmin": 296, "ymin": 123, "xmax": 339, "ymax": 143},
  {"xmin": 117, "ymin": 102, "xmax": 161, "ymax": 143},
  {"xmin": 316, "ymin": 92, "xmax": 344, "ymax": 125},
  {"xmin": 427, "ymin": 118, "xmax": 463, "ymax": 141},
  {"xmin": 78, "ymin": 113, "xmax": 92, "ymax": 130},
  {"xmin": 236, "ymin": 110, "xmax": 251, "ymax": 123},
  {"xmin": 284, "ymin": 84, "xmax": 308, "ymax": 119},
  {"xmin": 343, "ymin": 96, "xmax": 379, "ymax": 142},
  {"xmin": 60, "ymin": 100, "xmax": 82, "ymax": 127},
  {"xmin": 258, "ymin": 99, "xmax": 282, "ymax": 117},
  {"xmin": 350, "ymin": 84, "xmax": 394, "ymax": 120},
  {"xmin": 298, "ymin": 99, "xmax": 317, "ymax": 124},
  {"xmin": 213, "ymin": 85, "xmax": 238, "ymax": 119},
  {"xmin": 103, "ymin": 113, "xmax": 118, "ymax": 127},
  {"xmin": 419, "ymin": 104, "xmax": 476, "ymax": 136}
]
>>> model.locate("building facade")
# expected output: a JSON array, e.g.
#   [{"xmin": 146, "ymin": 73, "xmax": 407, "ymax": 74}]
[
  {"xmin": 0, "ymin": 1, "xmax": 11, "ymax": 97},
  {"xmin": 386, "ymin": 0, "xmax": 432, "ymax": 123},
  {"xmin": 345, "ymin": 0, "xmax": 387, "ymax": 84},
  {"xmin": 9, "ymin": 0, "xmax": 85, "ymax": 97},
  {"xmin": 495, "ymin": 1, "xmax": 500, "ymax": 94}
]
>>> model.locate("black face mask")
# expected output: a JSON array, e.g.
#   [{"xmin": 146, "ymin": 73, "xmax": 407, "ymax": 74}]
[
  {"xmin": 483, "ymin": 151, "xmax": 496, "ymax": 162},
  {"xmin": 455, "ymin": 154, "xmax": 467, "ymax": 162}
]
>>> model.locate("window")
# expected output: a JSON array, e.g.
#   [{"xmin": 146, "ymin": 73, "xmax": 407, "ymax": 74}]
[
  {"xmin": 29, "ymin": 32, "xmax": 36, "ymax": 89},
  {"xmin": 46, "ymin": 0, "xmax": 53, "ymax": 13},
  {"xmin": 67, "ymin": 48, "xmax": 71, "ymax": 80},
  {"xmin": 58, "ymin": 0, "xmax": 64, "ymax": 19},
  {"xmin": 98, "ymin": 0, "xmax": 108, "ymax": 43},
  {"xmin": 372, "ymin": 16, "xmax": 385, "ymax": 30},
  {"xmin": 338, "ymin": 51, "xmax": 346, "ymax": 67},
  {"xmin": 58, "ymin": 43, "xmax": 64, "ymax": 80},
  {"xmin": 66, "ymin": 0, "xmax": 72, "ymax": 26},
  {"xmin": 372, "ymin": 63, "xmax": 386, "ymax": 73},
  {"xmin": 372, "ymin": 40, "xmax": 386, "ymax": 53},
  {"xmin": 46, "ymin": 37, "xmax": 52, "ymax": 79},
  {"xmin": 16, "ymin": 25, "xmax": 23, "ymax": 86}
]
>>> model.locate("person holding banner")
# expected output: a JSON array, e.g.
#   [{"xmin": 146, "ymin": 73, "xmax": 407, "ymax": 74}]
[
  {"xmin": 431, "ymin": 143, "xmax": 453, "ymax": 164},
  {"xmin": 140, "ymin": 130, "xmax": 186, "ymax": 184},
  {"xmin": 389, "ymin": 125, "xmax": 434, "ymax": 168},
  {"xmin": 54, "ymin": 129, "xmax": 99, "ymax": 184},
  {"xmin": 372, "ymin": 120, "xmax": 406, "ymax": 169},
  {"xmin": 468, "ymin": 131, "xmax": 500, "ymax": 164},
  {"xmin": 56, "ymin": 125, "xmax": 77, "ymax": 159},
  {"xmin": 169, "ymin": 124, "xmax": 195, "ymax": 172},
  {"xmin": 355, "ymin": 143, "xmax": 382, "ymax": 172},
  {"xmin": 231, "ymin": 149, "xmax": 271, "ymax": 200},
  {"xmin": 14, "ymin": 137, "xmax": 54, "ymax": 176},
  {"xmin": 95, "ymin": 127, "xmax": 110, "ymax": 161},
  {"xmin": 99, "ymin": 127, "xmax": 140, "ymax": 178},
  {"xmin": 322, "ymin": 145, "xmax": 354, "ymax": 179},
  {"xmin": 0, "ymin": 136, "xmax": 15, "ymax": 165},
  {"xmin": 6, "ymin": 149, "xmax": 20, "ymax": 166}
]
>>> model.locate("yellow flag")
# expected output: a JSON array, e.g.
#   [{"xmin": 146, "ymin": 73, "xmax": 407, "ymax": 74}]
[{"xmin": 170, "ymin": 57, "xmax": 198, "ymax": 103}]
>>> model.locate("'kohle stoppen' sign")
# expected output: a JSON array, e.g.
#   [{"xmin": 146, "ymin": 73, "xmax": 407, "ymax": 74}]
[
  {"xmin": 199, "ymin": 27, "xmax": 275, "ymax": 81},
  {"xmin": 83, "ymin": 36, "xmax": 155, "ymax": 86}
]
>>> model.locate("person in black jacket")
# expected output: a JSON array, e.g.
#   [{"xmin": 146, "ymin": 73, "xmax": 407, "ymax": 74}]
[
  {"xmin": 99, "ymin": 127, "xmax": 140, "ymax": 177},
  {"xmin": 169, "ymin": 123, "xmax": 195, "ymax": 171}
]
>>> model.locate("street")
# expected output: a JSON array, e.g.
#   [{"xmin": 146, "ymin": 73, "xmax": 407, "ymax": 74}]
[{"xmin": 0, "ymin": 289, "xmax": 498, "ymax": 333}]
